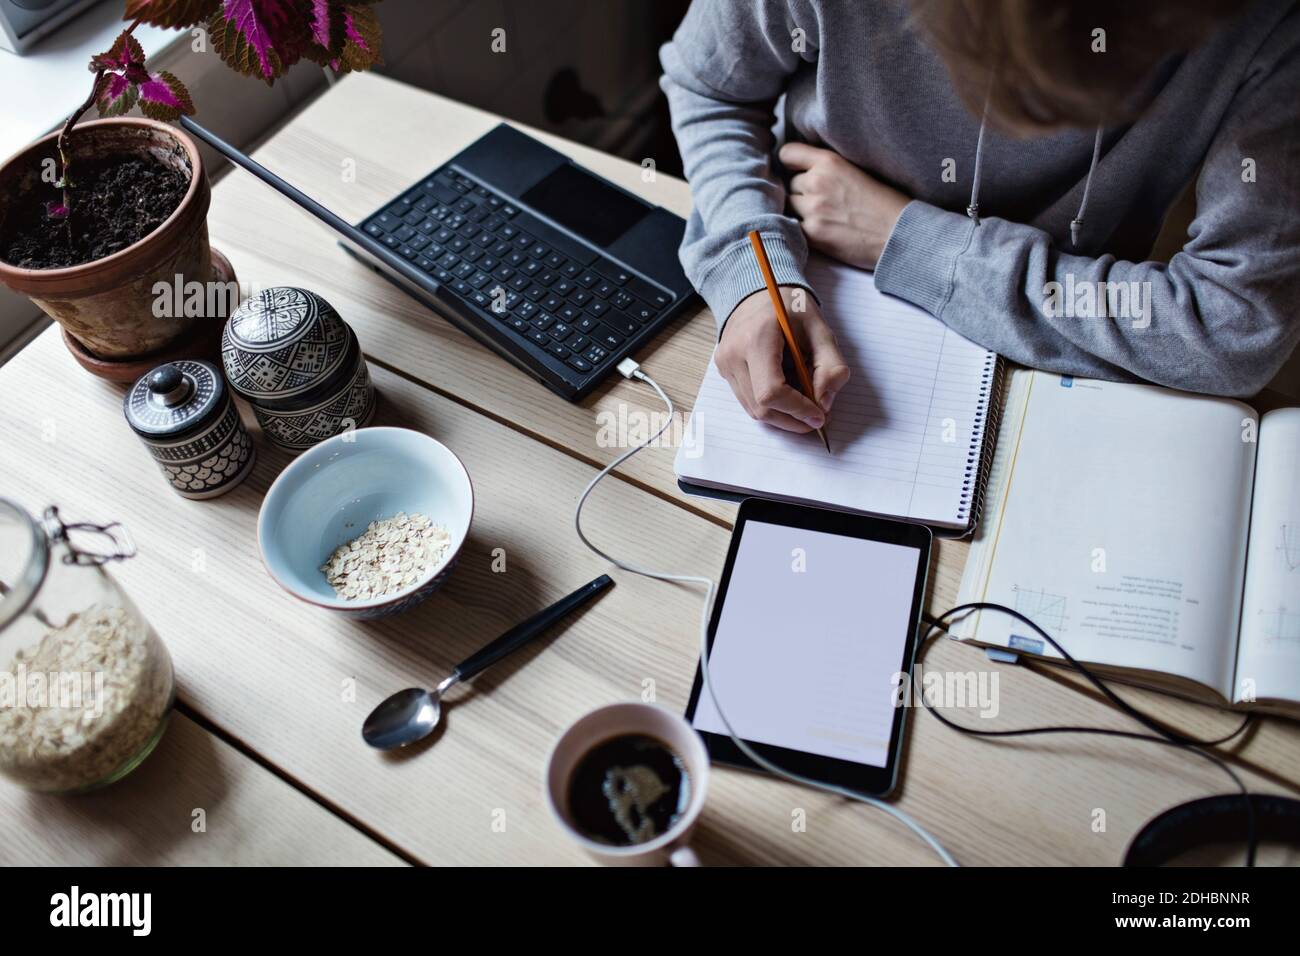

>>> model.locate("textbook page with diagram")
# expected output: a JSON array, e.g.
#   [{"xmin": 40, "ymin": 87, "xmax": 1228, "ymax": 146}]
[{"xmin": 955, "ymin": 370, "xmax": 1300, "ymax": 717}]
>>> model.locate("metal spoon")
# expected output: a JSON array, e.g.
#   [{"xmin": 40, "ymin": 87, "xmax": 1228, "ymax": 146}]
[{"xmin": 363, "ymin": 574, "xmax": 613, "ymax": 749}]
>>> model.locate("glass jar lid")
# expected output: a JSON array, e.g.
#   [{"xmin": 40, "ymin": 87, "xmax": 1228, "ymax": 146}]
[{"xmin": 124, "ymin": 360, "xmax": 227, "ymax": 439}]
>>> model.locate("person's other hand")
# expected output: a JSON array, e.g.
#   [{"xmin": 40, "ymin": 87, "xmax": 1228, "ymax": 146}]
[
  {"xmin": 717, "ymin": 286, "xmax": 850, "ymax": 433},
  {"xmin": 780, "ymin": 142, "xmax": 910, "ymax": 270}
]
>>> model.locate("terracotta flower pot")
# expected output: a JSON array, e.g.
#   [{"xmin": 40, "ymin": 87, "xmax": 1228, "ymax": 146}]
[{"xmin": 0, "ymin": 118, "xmax": 231, "ymax": 372}]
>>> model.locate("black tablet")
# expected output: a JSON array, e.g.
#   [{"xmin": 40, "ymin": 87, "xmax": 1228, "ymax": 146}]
[{"xmin": 684, "ymin": 498, "xmax": 931, "ymax": 797}]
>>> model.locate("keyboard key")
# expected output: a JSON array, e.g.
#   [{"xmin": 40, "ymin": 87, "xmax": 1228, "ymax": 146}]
[
  {"xmin": 458, "ymin": 222, "xmax": 481, "ymax": 238},
  {"xmin": 575, "ymin": 315, "xmax": 600, "ymax": 335},
  {"xmin": 595, "ymin": 261, "xmax": 632, "ymax": 285},
  {"xmin": 425, "ymin": 182, "xmax": 459, "ymax": 205},
  {"xmin": 473, "ymin": 231, "xmax": 496, "ymax": 247},
  {"xmin": 535, "ymin": 271, "xmax": 558, "ymax": 287},
  {"xmin": 568, "ymin": 334, "xmax": 590, "ymax": 352},
  {"xmin": 630, "ymin": 303, "xmax": 656, "ymax": 323},
  {"xmin": 593, "ymin": 281, "xmax": 617, "ymax": 299},
  {"xmin": 542, "ymin": 294, "xmax": 564, "ymax": 313},
  {"xmin": 415, "ymin": 256, "xmax": 434, "ymax": 272},
  {"xmin": 585, "ymin": 299, "xmax": 609, "ymax": 319},
  {"xmin": 545, "ymin": 252, "xmax": 566, "ymax": 269},
  {"xmin": 528, "ymin": 330, "xmax": 550, "ymax": 347},
  {"xmin": 593, "ymin": 324, "xmax": 624, "ymax": 350},
  {"xmin": 523, "ymin": 284, "xmax": 546, "ymax": 302},
  {"xmin": 493, "ymin": 265, "xmax": 515, "ymax": 282},
  {"xmin": 461, "ymin": 245, "xmax": 483, "ymax": 263},
  {"xmin": 528, "ymin": 242, "xmax": 547, "ymax": 259},
  {"xmin": 499, "ymin": 224, "xmax": 517, "ymax": 240},
  {"xmin": 554, "ymin": 279, "xmax": 576, "ymax": 298},
  {"xmin": 551, "ymin": 321, "xmax": 573, "ymax": 341},
  {"xmin": 454, "ymin": 198, "xmax": 475, "ymax": 214},
  {"xmin": 530, "ymin": 312, "xmax": 555, "ymax": 331},
  {"xmin": 576, "ymin": 271, "xmax": 600, "ymax": 288},
  {"xmin": 410, "ymin": 234, "xmax": 430, "ymax": 250},
  {"xmin": 364, "ymin": 223, "xmax": 384, "ymax": 239},
  {"xmin": 569, "ymin": 289, "xmax": 592, "ymax": 307},
  {"xmin": 625, "ymin": 277, "xmax": 671, "ymax": 310},
  {"xmin": 509, "ymin": 275, "xmax": 530, "ymax": 292},
  {"xmin": 381, "ymin": 235, "xmax": 399, "ymax": 249},
  {"xmin": 453, "ymin": 261, "xmax": 475, "ymax": 279},
  {"xmin": 399, "ymin": 246, "xmax": 417, "ymax": 260},
  {"xmin": 516, "ymin": 301, "xmax": 538, "ymax": 320},
  {"xmin": 610, "ymin": 290, "xmax": 636, "ymax": 311},
  {"xmin": 558, "ymin": 304, "xmax": 581, "ymax": 323},
  {"xmin": 561, "ymin": 262, "xmax": 582, "ymax": 279},
  {"xmin": 395, "ymin": 225, "xmax": 416, "ymax": 242},
  {"xmin": 604, "ymin": 312, "xmax": 638, "ymax": 336},
  {"xmin": 448, "ymin": 237, "xmax": 469, "ymax": 253},
  {"xmin": 583, "ymin": 346, "xmax": 609, "ymax": 366},
  {"xmin": 566, "ymin": 354, "xmax": 593, "ymax": 374},
  {"xmin": 522, "ymin": 260, "xmax": 542, "ymax": 276},
  {"xmin": 547, "ymin": 342, "xmax": 571, "ymax": 359},
  {"xmin": 469, "ymin": 271, "xmax": 493, "ymax": 290},
  {"xmin": 501, "ymin": 204, "xmax": 519, "ymax": 218},
  {"xmin": 491, "ymin": 240, "xmax": 512, "ymax": 258}
]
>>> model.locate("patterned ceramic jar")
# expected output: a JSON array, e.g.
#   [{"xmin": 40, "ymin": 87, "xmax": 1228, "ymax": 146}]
[
  {"xmin": 222, "ymin": 287, "xmax": 377, "ymax": 452},
  {"xmin": 123, "ymin": 360, "xmax": 255, "ymax": 499}
]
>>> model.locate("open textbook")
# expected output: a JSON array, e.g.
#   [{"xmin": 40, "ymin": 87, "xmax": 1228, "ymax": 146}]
[{"xmin": 955, "ymin": 370, "xmax": 1300, "ymax": 717}]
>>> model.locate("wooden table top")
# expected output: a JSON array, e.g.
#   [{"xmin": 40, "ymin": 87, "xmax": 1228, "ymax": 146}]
[{"xmin": 2, "ymin": 73, "xmax": 1297, "ymax": 866}]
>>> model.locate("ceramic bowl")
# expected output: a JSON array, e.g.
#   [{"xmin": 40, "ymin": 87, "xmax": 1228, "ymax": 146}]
[{"xmin": 257, "ymin": 427, "xmax": 473, "ymax": 619}]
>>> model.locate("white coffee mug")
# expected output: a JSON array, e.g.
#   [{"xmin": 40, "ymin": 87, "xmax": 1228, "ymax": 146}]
[{"xmin": 545, "ymin": 702, "xmax": 710, "ymax": 866}]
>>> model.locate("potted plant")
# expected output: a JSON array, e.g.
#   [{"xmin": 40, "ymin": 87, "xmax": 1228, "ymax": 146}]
[{"xmin": 0, "ymin": 0, "xmax": 382, "ymax": 381}]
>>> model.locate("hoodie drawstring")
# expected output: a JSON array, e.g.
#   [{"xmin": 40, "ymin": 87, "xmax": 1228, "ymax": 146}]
[
  {"xmin": 1070, "ymin": 125, "xmax": 1104, "ymax": 249},
  {"xmin": 967, "ymin": 112, "xmax": 1104, "ymax": 251},
  {"xmin": 966, "ymin": 94, "xmax": 990, "ymax": 227}
]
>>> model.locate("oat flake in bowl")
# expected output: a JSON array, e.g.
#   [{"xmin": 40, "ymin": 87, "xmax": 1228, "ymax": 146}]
[{"xmin": 321, "ymin": 512, "xmax": 451, "ymax": 601}]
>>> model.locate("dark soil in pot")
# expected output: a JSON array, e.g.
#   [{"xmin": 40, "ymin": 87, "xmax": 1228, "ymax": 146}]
[{"xmin": 2, "ymin": 156, "xmax": 189, "ymax": 270}]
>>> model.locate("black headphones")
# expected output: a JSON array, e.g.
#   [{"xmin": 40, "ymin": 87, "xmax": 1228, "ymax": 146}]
[{"xmin": 1124, "ymin": 794, "xmax": 1300, "ymax": 866}]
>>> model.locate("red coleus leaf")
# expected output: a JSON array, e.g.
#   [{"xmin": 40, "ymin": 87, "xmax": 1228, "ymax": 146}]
[
  {"xmin": 46, "ymin": 202, "xmax": 70, "ymax": 220},
  {"xmin": 137, "ymin": 70, "xmax": 196, "ymax": 121},
  {"xmin": 336, "ymin": 3, "xmax": 382, "ymax": 72},
  {"xmin": 207, "ymin": 0, "xmax": 311, "ymax": 84},
  {"xmin": 302, "ymin": 1, "xmax": 382, "ymax": 73},
  {"xmin": 89, "ymin": 30, "xmax": 146, "ymax": 72},
  {"xmin": 123, "ymin": 0, "xmax": 221, "ymax": 30},
  {"xmin": 95, "ymin": 71, "xmax": 140, "ymax": 117}
]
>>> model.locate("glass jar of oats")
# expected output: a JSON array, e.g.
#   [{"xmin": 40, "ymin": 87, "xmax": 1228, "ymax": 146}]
[{"xmin": 0, "ymin": 500, "xmax": 174, "ymax": 793}]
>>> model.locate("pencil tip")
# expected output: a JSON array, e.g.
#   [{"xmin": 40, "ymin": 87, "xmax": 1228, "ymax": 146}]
[{"xmin": 819, "ymin": 428, "xmax": 832, "ymax": 454}]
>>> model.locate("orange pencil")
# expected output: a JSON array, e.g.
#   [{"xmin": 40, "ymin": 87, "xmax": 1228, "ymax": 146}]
[{"xmin": 746, "ymin": 230, "xmax": 831, "ymax": 453}]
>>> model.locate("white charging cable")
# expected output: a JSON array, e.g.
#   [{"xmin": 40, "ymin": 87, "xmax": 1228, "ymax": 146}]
[{"xmin": 572, "ymin": 357, "xmax": 958, "ymax": 867}]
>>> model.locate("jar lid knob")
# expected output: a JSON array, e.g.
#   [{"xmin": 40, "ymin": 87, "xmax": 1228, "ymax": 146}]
[{"xmin": 146, "ymin": 365, "xmax": 190, "ymax": 406}]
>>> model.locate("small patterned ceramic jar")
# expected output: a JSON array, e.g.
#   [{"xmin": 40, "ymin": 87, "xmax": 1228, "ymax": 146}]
[
  {"xmin": 222, "ymin": 287, "xmax": 377, "ymax": 452},
  {"xmin": 123, "ymin": 360, "xmax": 255, "ymax": 499}
]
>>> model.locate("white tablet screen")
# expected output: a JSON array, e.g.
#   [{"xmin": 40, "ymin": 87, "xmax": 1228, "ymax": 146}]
[{"xmin": 691, "ymin": 520, "xmax": 922, "ymax": 768}]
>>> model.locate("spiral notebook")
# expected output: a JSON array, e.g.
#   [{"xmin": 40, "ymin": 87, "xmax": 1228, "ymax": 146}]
[{"xmin": 674, "ymin": 255, "xmax": 1003, "ymax": 535}]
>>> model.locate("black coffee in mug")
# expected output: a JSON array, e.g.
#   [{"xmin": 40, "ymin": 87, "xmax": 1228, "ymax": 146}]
[{"xmin": 567, "ymin": 734, "xmax": 692, "ymax": 846}]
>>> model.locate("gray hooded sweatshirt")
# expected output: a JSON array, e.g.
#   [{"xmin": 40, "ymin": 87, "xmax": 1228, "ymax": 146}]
[{"xmin": 659, "ymin": 0, "xmax": 1300, "ymax": 397}]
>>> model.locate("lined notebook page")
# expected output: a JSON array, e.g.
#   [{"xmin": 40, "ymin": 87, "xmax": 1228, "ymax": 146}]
[{"xmin": 675, "ymin": 256, "xmax": 997, "ymax": 529}]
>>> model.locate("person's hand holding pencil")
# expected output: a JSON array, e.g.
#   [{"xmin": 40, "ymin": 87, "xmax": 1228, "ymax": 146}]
[{"xmin": 714, "ymin": 233, "xmax": 850, "ymax": 444}]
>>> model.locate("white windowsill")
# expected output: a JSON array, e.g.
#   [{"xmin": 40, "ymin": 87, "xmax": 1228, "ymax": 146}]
[{"xmin": 0, "ymin": 3, "xmax": 185, "ymax": 161}]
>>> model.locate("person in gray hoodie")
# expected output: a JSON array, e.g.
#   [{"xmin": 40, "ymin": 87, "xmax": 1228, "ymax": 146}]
[{"xmin": 660, "ymin": 0, "xmax": 1300, "ymax": 434}]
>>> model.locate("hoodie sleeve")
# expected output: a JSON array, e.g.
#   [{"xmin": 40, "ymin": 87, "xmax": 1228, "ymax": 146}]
[
  {"xmin": 874, "ymin": 26, "xmax": 1300, "ymax": 399},
  {"xmin": 659, "ymin": 0, "xmax": 819, "ymax": 332}
]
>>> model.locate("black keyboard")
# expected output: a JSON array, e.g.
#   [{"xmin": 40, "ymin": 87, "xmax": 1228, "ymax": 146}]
[{"xmin": 354, "ymin": 166, "xmax": 686, "ymax": 400}]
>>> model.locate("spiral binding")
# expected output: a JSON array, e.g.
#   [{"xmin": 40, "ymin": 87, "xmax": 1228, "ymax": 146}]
[{"xmin": 956, "ymin": 352, "xmax": 1007, "ymax": 537}]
